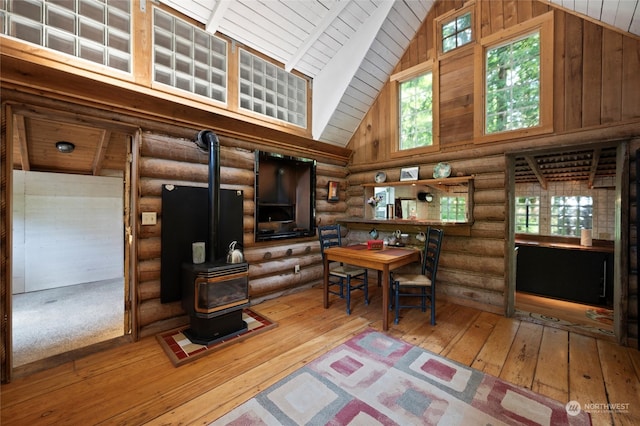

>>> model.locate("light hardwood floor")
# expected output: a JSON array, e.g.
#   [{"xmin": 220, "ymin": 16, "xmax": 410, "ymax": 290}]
[{"xmin": 2, "ymin": 284, "xmax": 639, "ymax": 425}]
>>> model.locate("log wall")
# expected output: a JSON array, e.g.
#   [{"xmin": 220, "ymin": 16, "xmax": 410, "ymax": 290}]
[
  {"xmin": 346, "ymin": 0, "xmax": 640, "ymax": 342},
  {"xmin": 136, "ymin": 132, "xmax": 349, "ymax": 337}
]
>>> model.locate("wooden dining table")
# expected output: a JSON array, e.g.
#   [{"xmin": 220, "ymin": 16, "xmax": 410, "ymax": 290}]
[{"xmin": 322, "ymin": 244, "xmax": 421, "ymax": 331}]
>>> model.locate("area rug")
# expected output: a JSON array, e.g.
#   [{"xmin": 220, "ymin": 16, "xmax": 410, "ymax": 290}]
[
  {"xmin": 211, "ymin": 328, "xmax": 590, "ymax": 425},
  {"xmin": 157, "ymin": 309, "xmax": 277, "ymax": 367},
  {"xmin": 585, "ymin": 308, "xmax": 613, "ymax": 326}
]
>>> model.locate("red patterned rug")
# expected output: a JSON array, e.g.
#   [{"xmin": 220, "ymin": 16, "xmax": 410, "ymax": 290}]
[
  {"xmin": 157, "ymin": 309, "xmax": 277, "ymax": 367},
  {"xmin": 585, "ymin": 308, "xmax": 613, "ymax": 326},
  {"xmin": 212, "ymin": 328, "xmax": 591, "ymax": 425}
]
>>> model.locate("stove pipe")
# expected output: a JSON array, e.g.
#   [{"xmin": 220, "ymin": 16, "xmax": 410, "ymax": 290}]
[{"xmin": 195, "ymin": 130, "xmax": 220, "ymax": 263}]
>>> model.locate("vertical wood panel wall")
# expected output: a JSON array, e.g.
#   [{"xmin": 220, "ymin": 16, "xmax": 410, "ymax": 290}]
[{"xmin": 346, "ymin": 0, "xmax": 640, "ymax": 341}]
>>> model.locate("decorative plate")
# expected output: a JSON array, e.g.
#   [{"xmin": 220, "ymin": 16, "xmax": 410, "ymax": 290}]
[
  {"xmin": 433, "ymin": 162, "xmax": 451, "ymax": 179},
  {"xmin": 374, "ymin": 171, "xmax": 387, "ymax": 183}
]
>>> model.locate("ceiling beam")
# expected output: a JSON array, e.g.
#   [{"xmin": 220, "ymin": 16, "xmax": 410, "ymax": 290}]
[
  {"xmin": 312, "ymin": 0, "xmax": 394, "ymax": 140},
  {"xmin": 205, "ymin": 0, "xmax": 231, "ymax": 35},
  {"xmin": 524, "ymin": 155, "xmax": 547, "ymax": 189},
  {"xmin": 13, "ymin": 114, "xmax": 30, "ymax": 171},
  {"xmin": 92, "ymin": 130, "xmax": 111, "ymax": 176},
  {"xmin": 285, "ymin": 0, "xmax": 350, "ymax": 72},
  {"xmin": 588, "ymin": 148, "xmax": 602, "ymax": 188}
]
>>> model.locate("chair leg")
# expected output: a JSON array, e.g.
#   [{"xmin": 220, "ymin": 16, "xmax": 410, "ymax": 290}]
[
  {"xmin": 345, "ymin": 277, "xmax": 352, "ymax": 315},
  {"xmin": 431, "ymin": 288, "xmax": 436, "ymax": 325},
  {"xmin": 394, "ymin": 284, "xmax": 400, "ymax": 324},
  {"xmin": 363, "ymin": 272, "xmax": 369, "ymax": 305},
  {"xmin": 421, "ymin": 287, "xmax": 427, "ymax": 312}
]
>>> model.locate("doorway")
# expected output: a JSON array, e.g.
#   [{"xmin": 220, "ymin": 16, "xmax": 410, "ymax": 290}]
[
  {"xmin": 5, "ymin": 105, "xmax": 135, "ymax": 374},
  {"xmin": 507, "ymin": 142, "xmax": 624, "ymax": 340}
]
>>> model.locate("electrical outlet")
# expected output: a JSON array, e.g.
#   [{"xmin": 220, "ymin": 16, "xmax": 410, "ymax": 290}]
[
  {"xmin": 294, "ymin": 264, "xmax": 300, "ymax": 274},
  {"xmin": 141, "ymin": 212, "xmax": 157, "ymax": 225}
]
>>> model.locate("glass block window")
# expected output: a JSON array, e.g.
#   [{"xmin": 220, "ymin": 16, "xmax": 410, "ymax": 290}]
[
  {"xmin": 550, "ymin": 196, "xmax": 593, "ymax": 236},
  {"xmin": 441, "ymin": 11, "xmax": 472, "ymax": 53},
  {"xmin": 0, "ymin": 0, "xmax": 131, "ymax": 72},
  {"xmin": 440, "ymin": 196, "xmax": 466, "ymax": 222},
  {"xmin": 485, "ymin": 31, "xmax": 541, "ymax": 134},
  {"xmin": 515, "ymin": 196, "xmax": 540, "ymax": 233},
  {"xmin": 399, "ymin": 71, "xmax": 433, "ymax": 150},
  {"xmin": 239, "ymin": 49, "xmax": 307, "ymax": 128},
  {"xmin": 153, "ymin": 8, "xmax": 227, "ymax": 103}
]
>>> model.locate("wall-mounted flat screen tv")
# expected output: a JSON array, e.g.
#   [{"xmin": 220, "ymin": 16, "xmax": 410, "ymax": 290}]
[{"xmin": 255, "ymin": 151, "xmax": 316, "ymax": 242}]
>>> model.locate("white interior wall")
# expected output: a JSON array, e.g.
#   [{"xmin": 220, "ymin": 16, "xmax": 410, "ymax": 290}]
[
  {"xmin": 12, "ymin": 171, "xmax": 123, "ymax": 294},
  {"xmin": 515, "ymin": 180, "xmax": 616, "ymax": 239}
]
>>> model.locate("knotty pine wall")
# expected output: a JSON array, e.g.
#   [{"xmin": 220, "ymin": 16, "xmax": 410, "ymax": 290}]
[{"xmin": 346, "ymin": 0, "xmax": 640, "ymax": 344}]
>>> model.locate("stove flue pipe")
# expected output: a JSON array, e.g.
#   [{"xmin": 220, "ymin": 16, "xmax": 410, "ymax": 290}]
[{"xmin": 195, "ymin": 130, "xmax": 220, "ymax": 263}]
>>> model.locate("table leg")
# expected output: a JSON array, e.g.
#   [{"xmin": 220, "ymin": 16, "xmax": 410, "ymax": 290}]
[
  {"xmin": 323, "ymin": 257, "xmax": 329, "ymax": 309},
  {"xmin": 381, "ymin": 266, "xmax": 389, "ymax": 331}
]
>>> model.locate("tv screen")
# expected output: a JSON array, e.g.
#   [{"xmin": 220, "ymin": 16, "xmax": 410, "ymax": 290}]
[{"xmin": 255, "ymin": 151, "xmax": 316, "ymax": 242}]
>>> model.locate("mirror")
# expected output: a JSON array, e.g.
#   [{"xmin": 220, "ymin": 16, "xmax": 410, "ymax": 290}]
[{"xmin": 368, "ymin": 180, "xmax": 472, "ymax": 223}]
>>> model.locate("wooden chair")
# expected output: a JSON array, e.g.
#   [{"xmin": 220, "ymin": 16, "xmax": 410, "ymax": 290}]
[
  {"xmin": 318, "ymin": 224, "xmax": 368, "ymax": 314},
  {"xmin": 389, "ymin": 227, "xmax": 443, "ymax": 325}
]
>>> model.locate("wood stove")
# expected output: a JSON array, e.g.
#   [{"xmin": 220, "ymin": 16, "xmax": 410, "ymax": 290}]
[
  {"xmin": 181, "ymin": 261, "xmax": 249, "ymax": 344},
  {"xmin": 179, "ymin": 130, "xmax": 249, "ymax": 345}
]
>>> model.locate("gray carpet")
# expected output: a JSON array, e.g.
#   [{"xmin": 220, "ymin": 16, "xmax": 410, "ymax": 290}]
[{"xmin": 12, "ymin": 278, "xmax": 124, "ymax": 367}]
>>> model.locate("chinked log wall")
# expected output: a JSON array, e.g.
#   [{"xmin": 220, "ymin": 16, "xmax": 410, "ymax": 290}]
[
  {"xmin": 345, "ymin": 0, "xmax": 640, "ymax": 343},
  {"xmin": 136, "ymin": 132, "xmax": 349, "ymax": 338}
]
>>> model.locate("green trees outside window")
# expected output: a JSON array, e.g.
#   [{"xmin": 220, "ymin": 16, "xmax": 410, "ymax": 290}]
[
  {"xmin": 485, "ymin": 31, "xmax": 541, "ymax": 134},
  {"xmin": 515, "ymin": 196, "xmax": 540, "ymax": 233},
  {"xmin": 550, "ymin": 196, "xmax": 593, "ymax": 236},
  {"xmin": 440, "ymin": 196, "xmax": 466, "ymax": 222},
  {"xmin": 399, "ymin": 72, "xmax": 433, "ymax": 150},
  {"xmin": 442, "ymin": 11, "xmax": 472, "ymax": 53}
]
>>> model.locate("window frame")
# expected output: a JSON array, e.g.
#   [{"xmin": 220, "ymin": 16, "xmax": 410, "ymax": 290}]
[
  {"xmin": 550, "ymin": 195, "xmax": 593, "ymax": 237},
  {"xmin": 515, "ymin": 196, "xmax": 540, "ymax": 234},
  {"xmin": 435, "ymin": 3, "xmax": 475, "ymax": 58},
  {"xmin": 473, "ymin": 12, "xmax": 554, "ymax": 144},
  {"xmin": 390, "ymin": 60, "xmax": 439, "ymax": 158},
  {"xmin": 439, "ymin": 196, "xmax": 467, "ymax": 222}
]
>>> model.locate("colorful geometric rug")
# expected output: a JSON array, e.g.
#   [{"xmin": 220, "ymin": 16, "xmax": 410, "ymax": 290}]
[
  {"xmin": 157, "ymin": 309, "xmax": 276, "ymax": 367},
  {"xmin": 211, "ymin": 328, "xmax": 591, "ymax": 425},
  {"xmin": 585, "ymin": 308, "xmax": 613, "ymax": 326}
]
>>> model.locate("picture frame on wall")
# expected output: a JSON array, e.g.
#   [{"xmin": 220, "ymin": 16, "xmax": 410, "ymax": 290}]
[
  {"xmin": 400, "ymin": 166, "xmax": 419, "ymax": 181},
  {"xmin": 328, "ymin": 181, "xmax": 339, "ymax": 202}
]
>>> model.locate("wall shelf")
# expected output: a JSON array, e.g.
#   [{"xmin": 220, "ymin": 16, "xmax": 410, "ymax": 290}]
[{"xmin": 362, "ymin": 175, "xmax": 473, "ymax": 190}]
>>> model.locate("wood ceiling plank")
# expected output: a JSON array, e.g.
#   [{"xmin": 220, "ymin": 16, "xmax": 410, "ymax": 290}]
[{"xmin": 524, "ymin": 155, "xmax": 547, "ymax": 189}]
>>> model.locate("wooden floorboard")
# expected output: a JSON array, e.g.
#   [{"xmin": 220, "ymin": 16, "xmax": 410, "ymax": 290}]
[{"xmin": 1, "ymin": 284, "xmax": 639, "ymax": 425}]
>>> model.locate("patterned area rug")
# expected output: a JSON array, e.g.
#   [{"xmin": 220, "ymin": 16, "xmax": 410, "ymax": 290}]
[
  {"xmin": 585, "ymin": 308, "xmax": 614, "ymax": 326},
  {"xmin": 157, "ymin": 309, "xmax": 277, "ymax": 367},
  {"xmin": 212, "ymin": 328, "xmax": 591, "ymax": 425}
]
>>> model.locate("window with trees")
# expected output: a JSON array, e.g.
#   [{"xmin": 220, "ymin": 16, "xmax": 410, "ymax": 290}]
[
  {"xmin": 440, "ymin": 10, "xmax": 473, "ymax": 53},
  {"xmin": 550, "ymin": 196, "xmax": 593, "ymax": 236},
  {"xmin": 485, "ymin": 31, "xmax": 540, "ymax": 133},
  {"xmin": 475, "ymin": 12, "xmax": 553, "ymax": 143},
  {"xmin": 515, "ymin": 196, "xmax": 540, "ymax": 233},
  {"xmin": 399, "ymin": 71, "xmax": 433, "ymax": 150},
  {"xmin": 390, "ymin": 61, "xmax": 437, "ymax": 157},
  {"xmin": 440, "ymin": 196, "xmax": 466, "ymax": 222}
]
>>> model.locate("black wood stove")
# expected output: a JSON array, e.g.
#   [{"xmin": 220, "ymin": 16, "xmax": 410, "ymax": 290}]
[{"xmin": 180, "ymin": 130, "xmax": 249, "ymax": 345}]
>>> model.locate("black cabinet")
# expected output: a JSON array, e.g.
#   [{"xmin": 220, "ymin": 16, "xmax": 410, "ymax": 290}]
[{"xmin": 516, "ymin": 245, "xmax": 613, "ymax": 306}]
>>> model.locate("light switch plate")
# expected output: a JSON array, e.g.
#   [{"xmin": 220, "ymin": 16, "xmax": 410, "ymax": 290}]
[{"xmin": 141, "ymin": 212, "xmax": 156, "ymax": 225}]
